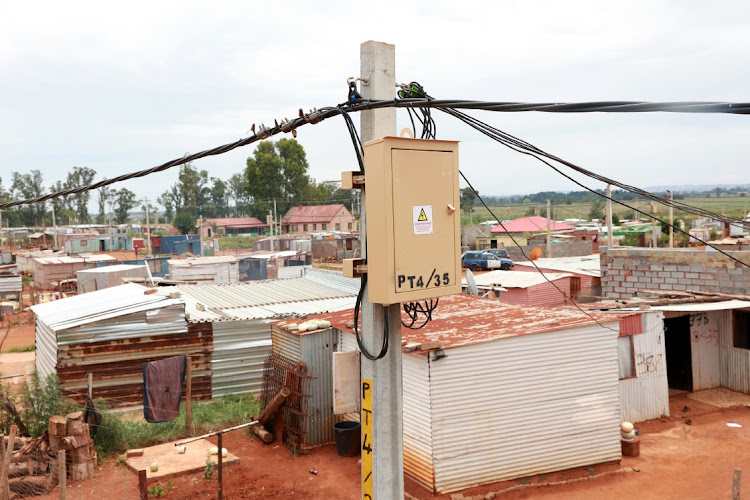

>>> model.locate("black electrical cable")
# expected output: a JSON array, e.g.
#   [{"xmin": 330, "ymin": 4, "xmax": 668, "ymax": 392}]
[
  {"xmin": 3, "ymin": 97, "xmax": 750, "ymax": 210},
  {"xmin": 352, "ymin": 274, "xmax": 390, "ymax": 361},
  {"xmin": 438, "ymin": 107, "xmax": 750, "ymax": 268}
]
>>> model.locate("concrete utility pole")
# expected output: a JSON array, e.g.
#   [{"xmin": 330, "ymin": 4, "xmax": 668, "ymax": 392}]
[
  {"xmin": 546, "ymin": 199, "xmax": 552, "ymax": 258},
  {"xmin": 51, "ymin": 207, "xmax": 58, "ymax": 248},
  {"xmin": 667, "ymin": 190, "xmax": 674, "ymax": 248},
  {"xmin": 606, "ymin": 184, "xmax": 614, "ymax": 250},
  {"xmin": 145, "ymin": 197, "xmax": 152, "ymax": 256},
  {"xmin": 359, "ymin": 40, "xmax": 403, "ymax": 500},
  {"xmin": 651, "ymin": 202, "xmax": 658, "ymax": 248},
  {"xmin": 198, "ymin": 215, "xmax": 203, "ymax": 257}
]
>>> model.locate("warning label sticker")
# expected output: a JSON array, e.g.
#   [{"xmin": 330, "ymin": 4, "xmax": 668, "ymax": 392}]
[{"xmin": 413, "ymin": 205, "xmax": 433, "ymax": 235}]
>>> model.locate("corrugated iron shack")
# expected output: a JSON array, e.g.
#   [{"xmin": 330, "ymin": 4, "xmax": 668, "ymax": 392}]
[
  {"xmin": 33, "ymin": 254, "xmax": 117, "ymax": 289},
  {"xmin": 159, "ymin": 277, "xmax": 357, "ymax": 399},
  {"xmin": 168, "ymin": 256, "xmax": 239, "ymax": 283},
  {"xmin": 291, "ymin": 294, "xmax": 634, "ymax": 494},
  {"xmin": 31, "ymin": 283, "xmax": 212, "ymax": 406},
  {"xmin": 464, "ymin": 270, "xmax": 572, "ymax": 307},
  {"xmin": 513, "ymin": 255, "xmax": 602, "ymax": 299},
  {"xmin": 76, "ymin": 264, "xmax": 150, "ymax": 294}
]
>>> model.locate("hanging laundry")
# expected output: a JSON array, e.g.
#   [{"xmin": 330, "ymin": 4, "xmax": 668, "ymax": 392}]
[{"xmin": 143, "ymin": 355, "xmax": 187, "ymax": 423}]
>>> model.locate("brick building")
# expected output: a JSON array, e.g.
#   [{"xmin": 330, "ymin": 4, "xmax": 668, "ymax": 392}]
[
  {"xmin": 281, "ymin": 204, "xmax": 356, "ymax": 234},
  {"xmin": 600, "ymin": 248, "xmax": 750, "ymax": 300}
]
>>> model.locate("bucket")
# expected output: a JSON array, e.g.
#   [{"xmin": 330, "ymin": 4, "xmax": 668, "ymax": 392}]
[{"xmin": 333, "ymin": 421, "xmax": 361, "ymax": 457}]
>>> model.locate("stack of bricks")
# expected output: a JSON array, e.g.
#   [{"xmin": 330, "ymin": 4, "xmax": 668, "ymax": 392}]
[
  {"xmin": 601, "ymin": 248, "xmax": 750, "ymax": 300},
  {"xmin": 48, "ymin": 412, "xmax": 97, "ymax": 481}
]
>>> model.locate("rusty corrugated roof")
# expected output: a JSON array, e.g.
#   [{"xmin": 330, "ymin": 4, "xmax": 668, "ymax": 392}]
[
  {"xmin": 300, "ymin": 294, "xmax": 635, "ymax": 351},
  {"xmin": 281, "ymin": 204, "xmax": 346, "ymax": 224}
]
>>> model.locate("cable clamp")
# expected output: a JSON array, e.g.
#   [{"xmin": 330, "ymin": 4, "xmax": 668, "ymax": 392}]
[
  {"xmin": 341, "ymin": 171, "xmax": 365, "ymax": 190},
  {"xmin": 299, "ymin": 108, "xmax": 324, "ymax": 124},
  {"xmin": 344, "ymin": 258, "xmax": 367, "ymax": 278}
]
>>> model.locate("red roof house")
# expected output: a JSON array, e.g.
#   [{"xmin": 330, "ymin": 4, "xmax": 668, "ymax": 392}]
[{"xmin": 281, "ymin": 204, "xmax": 356, "ymax": 234}]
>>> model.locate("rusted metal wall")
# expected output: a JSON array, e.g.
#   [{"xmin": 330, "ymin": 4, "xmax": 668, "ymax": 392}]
[
  {"xmin": 54, "ymin": 305, "xmax": 212, "ymax": 406},
  {"xmin": 300, "ymin": 328, "xmax": 337, "ymax": 446},
  {"xmin": 428, "ymin": 323, "xmax": 621, "ymax": 493},
  {"xmin": 619, "ymin": 312, "xmax": 670, "ymax": 422},
  {"xmin": 403, "ymin": 352, "xmax": 434, "ymax": 491},
  {"xmin": 526, "ymin": 278, "xmax": 571, "ymax": 307}
]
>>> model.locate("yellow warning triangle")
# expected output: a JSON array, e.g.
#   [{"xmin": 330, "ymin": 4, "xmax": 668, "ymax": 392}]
[{"xmin": 418, "ymin": 209, "xmax": 428, "ymax": 221}]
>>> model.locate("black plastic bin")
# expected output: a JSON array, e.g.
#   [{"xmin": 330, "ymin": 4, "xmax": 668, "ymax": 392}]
[{"xmin": 333, "ymin": 421, "xmax": 361, "ymax": 457}]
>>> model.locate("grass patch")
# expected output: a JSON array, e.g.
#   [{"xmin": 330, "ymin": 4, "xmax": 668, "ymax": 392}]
[
  {"xmin": 217, "ymin": 236, "xmax": 259, "ymax": 250},
  {"xmin": 2, "ymin": 344, "xmax": 35, "ymax": 353},
  {"xmin": 94, "ymin": 394, "xmax": 260, "ymax": 457}
]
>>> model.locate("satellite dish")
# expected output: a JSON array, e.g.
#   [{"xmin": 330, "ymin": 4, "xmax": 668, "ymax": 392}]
[
  {"xmin": 465, "ymin": 269, "xmax": 479, "ymax": 296},
  {"xmin": 530, "ymin": 247, "xmax": 543, "ymax": 260}
]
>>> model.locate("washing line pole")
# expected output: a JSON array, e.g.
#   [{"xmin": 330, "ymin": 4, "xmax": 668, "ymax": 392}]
[{"xmin": 359, "ymin": 40, "xmax": 404, "ymax": 500}]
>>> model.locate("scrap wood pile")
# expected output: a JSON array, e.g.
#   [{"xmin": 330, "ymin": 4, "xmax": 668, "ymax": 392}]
[
  {"xmin": 1, "ymin": 412, "xmax": 96, "ymax": 499},
  {"xmin": 592, "ymin": 289, "xmax": 750, "ymax": 309}
]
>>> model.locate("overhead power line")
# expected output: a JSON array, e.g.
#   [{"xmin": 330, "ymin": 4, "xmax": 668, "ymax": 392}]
[{"xmin": 2, "ymin": 98, "xmax": 750, "ymax": 211}]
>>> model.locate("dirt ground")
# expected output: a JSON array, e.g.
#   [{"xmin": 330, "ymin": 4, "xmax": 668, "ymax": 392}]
[{"xmin": 29, "ymin": 394, "xmax": 750, "ymax": 499}]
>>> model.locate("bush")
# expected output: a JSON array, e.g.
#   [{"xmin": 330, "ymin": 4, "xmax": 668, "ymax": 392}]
[{"xmin": 0, "ymin": 373, "xmax": 76, "ymax": 437}]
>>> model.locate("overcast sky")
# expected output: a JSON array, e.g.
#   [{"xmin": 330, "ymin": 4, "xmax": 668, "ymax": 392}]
[{"xmin": 2, "ymin": 1, "xmax": 749, "ymax": 212}]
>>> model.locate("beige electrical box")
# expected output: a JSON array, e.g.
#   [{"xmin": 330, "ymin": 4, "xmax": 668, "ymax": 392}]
[{"xmin": 363, "ymin": 137, "xmax": 461, "ymax": 305}]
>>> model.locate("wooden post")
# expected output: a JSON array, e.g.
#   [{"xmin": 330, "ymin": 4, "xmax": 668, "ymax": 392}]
[
  {"xmin": 58, "ymin": 450, "xmax": 66, "ymax": 500},
  {"xmin": 87, "ymin": 373, "xmax": 93, "ymax": 399},
  {"xmin": 1, "ymin": 425, "xmax": 18, "ymax": 500},
  {"xmin": 217, "ymin": 432, "xmax": 223, "ymax": 500},
  {"xmin": 733, "ymin": 468, "xmax": 742, "ymax": 500},
  {"xmin": 185, "ymin": 357, "xmax": 192, "ymax": 431},
  {"xmin": 138, "ymin": 470, "xmax": 147, "ymax": 500},
  {"xmin": 0, "ymin": 392, "xmax": 29, "ymax": 437}
]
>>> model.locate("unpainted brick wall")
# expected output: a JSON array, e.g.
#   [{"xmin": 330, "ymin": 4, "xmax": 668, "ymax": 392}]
[
  {"xmin": 600, "ymin": 248, "xmax": 750, "ymax": 299},
  {"xmin": 505, "ymin": 241, "xmax": 593, "ymax": 261}
]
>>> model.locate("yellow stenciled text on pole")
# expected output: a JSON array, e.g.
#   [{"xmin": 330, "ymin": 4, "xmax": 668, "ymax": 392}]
[{"xmin": 362, "ymin": 379, "xmax": 373, "ymax": 499}]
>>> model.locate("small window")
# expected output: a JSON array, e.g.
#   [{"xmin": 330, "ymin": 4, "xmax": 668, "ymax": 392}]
[
  {"xmin": 335, "ymin": 223, "xmax": 340, "ymax": 230},
  {"xmin": 303, "ymin": 224, "xmax": 308, "ymax": 232},
  {"xmin": 618, "ymin": 336, "xmax": 635, "ymax": 379},
  {"xmin": 734, "ymin": 311, "xmax": 750, "ymax": 349},
  {"xmin": 313, "ymin": 224, "xmax": 317, "ymax": 230},
  {"xmin": 322, "ymin": 224, "xmax": 327, "ymax": 230},
  {"xmin": 81, "ymin": 240, "xmax": 88, "ymax": 246},
  {"xmin": 292, "ymin": 225, "xmax": 298, "ymax": 232},
  {"xmin": 348, "ymin": 222, "xmax": 353, "ymax": 230}
]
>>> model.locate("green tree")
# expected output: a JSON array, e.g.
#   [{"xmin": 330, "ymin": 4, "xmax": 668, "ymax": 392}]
[
  {"xmin": 173, "ymin": 211, "xmax": 196, "ymax": 235},
  {"xmin": 228, "ymin": 173, "xmax": 246, "ymax": 216},
  {"xmin": 611, "ymin": 213, "xmax": 620, "ymax": 225},
  {"xmin": 157, "ymin": 191, "xmax": 176, "ymax": 222},
  {"xmin": 11, "ymin": 170, "xmax": 46, "ymax": 226},
  {"xmin": 66, "ymin": 167, "xmax": 97, "ymax": 224},
  {"xmin": 460, "ymin": 187, "xmax": 477, "ymax": 215},
  {"xmin": 96, "ymin": 183, "xmax": 114, "ymax": 224},
  {"xmin": 170, "ymin": 161, "xmax": 209, "ymax": 218},
  {"xmin": 589, "ymin": 199, "xmax": 605, "ymax": 221},
  {"xmin": 243, "ymin": 139, "xmax": 311, "ymax": 218},
  {"xmin": 112, "ymin": 188, "xmax": 138, "ymax": 224},
  {"xmin": 207, "ymin": 177, "xmax": 229, "ymax": 218}
]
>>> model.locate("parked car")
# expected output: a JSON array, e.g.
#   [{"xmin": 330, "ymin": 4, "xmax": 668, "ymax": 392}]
[
  {"xmin": 461, "ymin": 251, "xmax": 514, "ymax": 272},
  {"xmin": 483, "ymin": 248, "xmax": 510, "ymax": 260}
]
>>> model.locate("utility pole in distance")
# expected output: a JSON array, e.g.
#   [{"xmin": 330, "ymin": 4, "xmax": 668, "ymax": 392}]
[{"xmin": 359, "ymin": 40, "xmax": 403, "ymax": 500}]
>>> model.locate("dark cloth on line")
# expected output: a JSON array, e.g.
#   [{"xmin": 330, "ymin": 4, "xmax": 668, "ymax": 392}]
[
  {"xmin": 143, "ymin": 355, "xmax": 187, "ymax": 423},
  {"xmin": 83, "ymin": 395, "xmax": 102, "ymax": 433}
]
